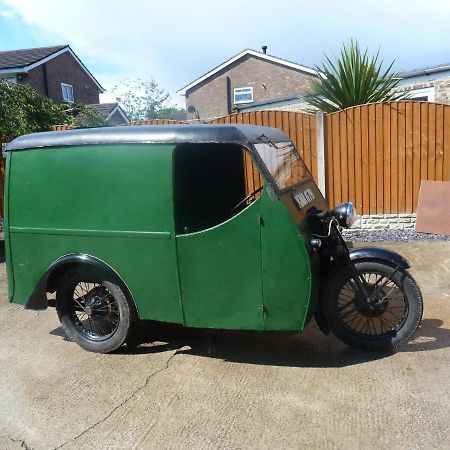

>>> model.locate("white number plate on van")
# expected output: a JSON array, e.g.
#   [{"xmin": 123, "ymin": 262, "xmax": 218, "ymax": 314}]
[{"xmin": 293, "ymin": 188, "xmax": 315, "ymax": 209}]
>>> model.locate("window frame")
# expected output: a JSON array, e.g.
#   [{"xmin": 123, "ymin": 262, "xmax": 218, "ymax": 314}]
[
  {"xmin": 0, "ymin": 75, "xmax": 17, "ymax": 84},
  {"xmin": 408, "ymin": 87, "xmax": 435, "ymax": 102},
  {"xmin": 233, "ymin": 86, "xmax": 253, "ymax": 104},
  {"xmin": 61, "ymin": 82, "xmax": 74, "ymax": 103}
]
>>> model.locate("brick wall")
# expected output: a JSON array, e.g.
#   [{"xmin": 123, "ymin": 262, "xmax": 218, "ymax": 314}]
[
  {"xmin": 399, "ymin": 76, "xmax": 450, "ymax": 104},
  {"xmin": 185, "ymin": 55, "xmax": 316, "ymax": 120},
  {"xmin": 19, "ymin": 51, "xmax": 100, "ymax": 104}
]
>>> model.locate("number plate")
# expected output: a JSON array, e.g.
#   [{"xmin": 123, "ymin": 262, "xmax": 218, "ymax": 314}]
[{"xmin": 293, "ymin": 188, "xmax": 315, "ymax": 210}]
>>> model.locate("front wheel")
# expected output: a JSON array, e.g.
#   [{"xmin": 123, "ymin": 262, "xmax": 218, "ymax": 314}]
[{"xmin": 322, "ymin": 260, "xmax": 423, "ymax": 351}]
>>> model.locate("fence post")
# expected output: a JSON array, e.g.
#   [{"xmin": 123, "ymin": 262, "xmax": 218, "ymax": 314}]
[{"xmin": 315, "ymin": 111, "xmax": 326, "ymax": 197}]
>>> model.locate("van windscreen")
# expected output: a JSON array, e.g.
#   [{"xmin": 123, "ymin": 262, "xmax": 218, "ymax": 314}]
[{"xmin": 254, "ymin": 141, "xmax": 312, "ymax": 192}]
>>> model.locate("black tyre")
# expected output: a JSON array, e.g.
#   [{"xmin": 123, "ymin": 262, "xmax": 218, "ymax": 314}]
[
  {"xmin": 56, "ymin": 266, "xmax": 133, "ymax": 353},
  {"xmin": 322, "ymin": 260, "xmax": 423, "ymax": 351}
]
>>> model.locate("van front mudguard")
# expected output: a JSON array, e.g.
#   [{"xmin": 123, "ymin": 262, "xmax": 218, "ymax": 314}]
[{"xmin": 314, "ymin": 247, "xmax": 411, "ymax": 335}]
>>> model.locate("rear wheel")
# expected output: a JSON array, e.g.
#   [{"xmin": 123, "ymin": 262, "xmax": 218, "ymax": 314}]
[
  {"xmin": 56, "ymin": 266, "xmax": 133, "ymax": 353},
  {"xmin": 322, "ymin": 260, "xmax": 423, "ymax": 351}
]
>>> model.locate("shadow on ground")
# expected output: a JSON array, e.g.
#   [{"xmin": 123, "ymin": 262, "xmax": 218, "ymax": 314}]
[{"xmin": 50, "ymin": 317, "xmax": 450, "ymax": 369}]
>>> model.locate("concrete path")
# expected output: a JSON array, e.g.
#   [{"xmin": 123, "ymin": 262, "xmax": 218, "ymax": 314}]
[{"xmin": 0, "ymin": 242, "xmax": 449, "ymax": 449}]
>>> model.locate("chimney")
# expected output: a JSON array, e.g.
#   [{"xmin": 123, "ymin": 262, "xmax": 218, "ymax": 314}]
[{"xmin": 262, "ymin": 45, "xmax": 267, "ymax": 54}]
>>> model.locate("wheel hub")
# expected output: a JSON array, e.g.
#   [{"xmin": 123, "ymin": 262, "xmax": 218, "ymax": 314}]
[{"xmin": 354, "ymin": 285, "xmax": 389, "ymax": 317}]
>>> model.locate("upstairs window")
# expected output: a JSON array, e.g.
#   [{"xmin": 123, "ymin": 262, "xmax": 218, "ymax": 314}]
[
  {"xmin": 0, "ymin": 75, "xmax": 16, "ymax": 83},
  {"xmin": 234, "ymin": 87, "xmax": 253, "ymax": 104},
  {"xmin": 61, "ymin": 83, "xmax": 74, "ymax": 103}
]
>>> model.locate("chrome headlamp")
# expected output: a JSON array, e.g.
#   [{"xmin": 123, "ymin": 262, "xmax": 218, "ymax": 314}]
[{"xmin": 331, "ymin": 202, "xmax": 356, "ymax": 228}]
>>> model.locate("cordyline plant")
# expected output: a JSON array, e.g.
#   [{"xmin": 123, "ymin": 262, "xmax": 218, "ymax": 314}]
[{"xmin": 303, "ymin": 39, "xmax": 405, "ymax": 113}]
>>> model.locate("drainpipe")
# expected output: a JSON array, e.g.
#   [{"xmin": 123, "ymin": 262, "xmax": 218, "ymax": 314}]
[
  {"xmin": 226, "ymin": 76, "xmax": 232, "ymax": 114},
  {"xmin": 42, "ymin": 64, "xmax": 49, "ymax": 98}
]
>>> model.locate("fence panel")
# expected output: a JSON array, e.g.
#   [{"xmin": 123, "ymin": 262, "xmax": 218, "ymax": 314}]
[
  {"xmin": 325, "ymin": 102, "xmax": 450, "ymax": 213},
  {"xmin": 128, "ymin": 119, "xmax": 183, "ymax": 126}
]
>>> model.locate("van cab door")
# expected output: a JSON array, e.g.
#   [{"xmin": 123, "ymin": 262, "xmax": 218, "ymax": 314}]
[{"xmin": 174, "ymin": 144, "xmax": 264, "ymax": 329}]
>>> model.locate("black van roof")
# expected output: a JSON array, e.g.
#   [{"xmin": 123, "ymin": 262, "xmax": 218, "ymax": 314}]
[{"xmin": 6, "ymin": 124, "xmax": 289, "ymax": 151}]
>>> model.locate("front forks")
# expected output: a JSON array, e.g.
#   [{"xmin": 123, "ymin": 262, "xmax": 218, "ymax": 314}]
[{"xmin": 329, "ymin": 224, "xmax": 400, "ymax": 306}]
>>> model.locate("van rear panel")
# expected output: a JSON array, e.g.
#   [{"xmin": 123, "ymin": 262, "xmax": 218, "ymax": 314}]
[{"xmin": 6, "ymin": 143, "xmax": 183, "ymax": 323}]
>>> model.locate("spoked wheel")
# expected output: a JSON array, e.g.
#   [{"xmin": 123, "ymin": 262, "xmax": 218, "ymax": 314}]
[
  {"xmin": 70, "ymin": 282, "xmax": 120, "ymax": 340},
  {"xmin": 56, "ymin": 267, "xmax": 133, "ymax": 353},
  {"xmin": 322, "ymin": 261, "xmax": 423, "ymax": 351}
]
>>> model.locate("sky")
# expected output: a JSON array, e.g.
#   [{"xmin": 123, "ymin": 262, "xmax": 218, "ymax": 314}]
[{"xmin": 1, "ymin": 0, "xmax": 450, "ymax": 107}]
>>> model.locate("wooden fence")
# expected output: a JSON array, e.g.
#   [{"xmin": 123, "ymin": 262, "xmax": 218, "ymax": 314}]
[
  {"xmin": 326, "ymin": 102, "xmax": 450, "ymax": 215},
  {"xmin": 3, "ymin": 101, "xmax": 450, "ymax": 216}
]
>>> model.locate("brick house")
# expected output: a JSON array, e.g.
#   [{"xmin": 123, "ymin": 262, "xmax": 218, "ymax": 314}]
[
  {"xmin": 89, "ymin": 103, "xmax": 129, "ymax": 125},
  {"xmin": 398, "ymin": 63, "xmax": 450, "ymax": 103},
  {"xmin": 0, "ymin": 45, "xmax": 104, "ymax": 104},
  {"xmin": 177, "ymin": 48, "xmax": 318, "ymax": 120}
]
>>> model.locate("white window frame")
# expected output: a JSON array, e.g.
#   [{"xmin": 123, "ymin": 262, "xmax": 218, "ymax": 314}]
[
  {"xmin": 0, "ymin": 75, "xmax": 17, "ymax": 83},
  {"xmin": 61, "ymin": 83, "xmax": 74, "ymax": 103},
  {"xmin": 408, "ymin": 87, "xmax": 435, "ymax": 102},
  {"xmin": 234, "ymin": 86, "xmax": 253, "ymax": 104}
]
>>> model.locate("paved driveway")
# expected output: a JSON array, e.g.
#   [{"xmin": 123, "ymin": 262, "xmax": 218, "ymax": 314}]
[{"xmin": 0, "ymin": 242, "xmax": 449, "ymax": 450}]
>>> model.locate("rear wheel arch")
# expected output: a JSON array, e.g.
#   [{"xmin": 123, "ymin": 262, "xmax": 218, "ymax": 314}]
[{"xmin": 27, "ymin": 254, "xmax": 139, "ymax": 321}]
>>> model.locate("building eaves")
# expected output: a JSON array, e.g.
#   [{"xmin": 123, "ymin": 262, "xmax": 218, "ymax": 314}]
[
  {"xmin": 402, "ymin": 63, "xmax": 450, "ymax": 78},
  {"xmin": 89, "ymin": 103, "xmax": 130, "ymax": 122},
  {"xmin": 177, "ymin": 48, "xmax": 318, "ymax": 96},
  {"xmin": 0, "ymin": 45, "xmax": 67, "ymax": 70}
]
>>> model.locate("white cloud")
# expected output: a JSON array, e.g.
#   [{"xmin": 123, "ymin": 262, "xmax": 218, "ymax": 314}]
[
  {"xmin": 3, "ymin": 0, "xmax": 450, "ymax": 105},
  {"xmin": 0, "ymin": 8, "xmax": 17, "ymax": 18}
]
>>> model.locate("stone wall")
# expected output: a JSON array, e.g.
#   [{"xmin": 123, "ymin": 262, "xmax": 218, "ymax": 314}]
[
  {"xmin": 398, "ymin": 76, "xmax": 450, "ymax": 104},
  {"xmin": 351, "ymin": 213, "xmax": 416, "ymax": 231}
]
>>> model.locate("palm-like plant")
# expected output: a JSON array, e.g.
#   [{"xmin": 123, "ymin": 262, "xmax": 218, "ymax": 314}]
[{"xmin": 304, "ymin": 39, "xmax": 405, "ymax": 113}]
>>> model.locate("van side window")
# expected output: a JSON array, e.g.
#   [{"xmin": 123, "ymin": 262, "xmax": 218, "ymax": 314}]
[{"xmin": 174, "ymin": 144, "xmax": 250, "ymax": 234}]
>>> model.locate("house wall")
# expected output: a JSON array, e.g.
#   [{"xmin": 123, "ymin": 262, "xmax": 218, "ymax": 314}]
[
  {"xmin": 399, "ymin": 76, "xmax": 450, "ymax": 104},
  {"xmin": 185, "ymin": 55, "xmax": 316, "ymax": 120},
  {"xmin": 18, "ymin": 51, "xmax": 100, "ymax": 104}
]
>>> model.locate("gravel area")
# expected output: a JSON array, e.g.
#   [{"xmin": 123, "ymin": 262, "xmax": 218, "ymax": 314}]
[{"xmin": 342, "ymin": 228, "xmax": 450, "ymax": 242}]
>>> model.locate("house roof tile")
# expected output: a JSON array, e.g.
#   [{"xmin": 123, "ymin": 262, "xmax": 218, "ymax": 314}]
[{"xmin": 0, "ymin": 45, "xmax": 67, "ymax": 70}]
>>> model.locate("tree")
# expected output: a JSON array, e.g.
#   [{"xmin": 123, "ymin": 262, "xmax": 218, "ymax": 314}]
[
  {"xmin": 0, "ymin": 80, "xmax": 73, "ymax": 138},
  {"xmin": 113, "ymin": 78, "xmax": 185, "ymax": 121},
  {"xmin": 303, "ymin": 39, "xmax": 405, "ymax": 113}
]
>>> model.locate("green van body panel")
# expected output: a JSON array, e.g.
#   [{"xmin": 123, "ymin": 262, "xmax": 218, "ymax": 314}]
[
  {"xmin": 176, "ymin": 199, "xmax": 264, "ymax": 329},
  {"xmin": 5, "ymin": 126, "xmax": 323, "ymax": 332},
  {"xmin": 4, "ymin": 152, "xmax": 14, "ymax": 302},
  {"xmin": 260, "ymin": 190, "xmax": 314, "ymax": 330},
  {"xmin": 6, "ymin": 144, "xmax": 184, "ymax": 323}
]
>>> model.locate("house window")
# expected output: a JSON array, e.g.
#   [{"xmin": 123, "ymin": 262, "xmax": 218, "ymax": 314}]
[
  {"xmin": 61, "ymin": 83, "xmax": 74, "ymax": 103},
  {"xmin": 234, "ymin": 87, "xmax": 253, "ymax": 104},
  {"xmin": 408, "ymin": 87, "xmax": 434, "ymax": 102},
  {"xmin": 0, "ymin": 75, "xmax": 17, "ymax": 83}
]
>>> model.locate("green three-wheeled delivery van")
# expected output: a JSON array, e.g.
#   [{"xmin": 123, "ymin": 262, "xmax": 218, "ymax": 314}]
[{"xmin": 4, "ymin": 124, "xmax": 423, "ymax": 353}]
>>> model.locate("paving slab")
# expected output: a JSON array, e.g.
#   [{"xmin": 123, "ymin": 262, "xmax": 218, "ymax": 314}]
[{"xmin": 0, "ymin": 242, "xmax": 449, "ymax": 449}]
